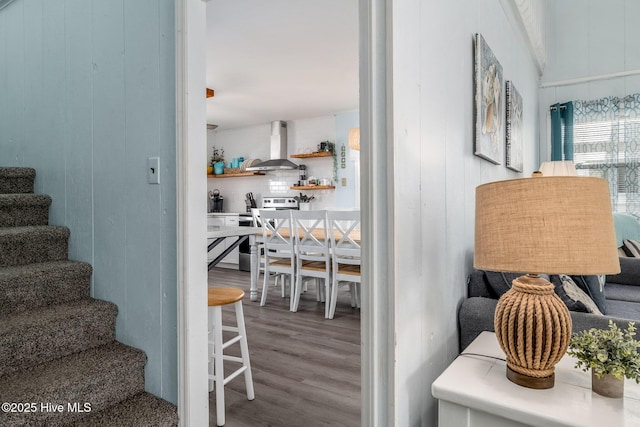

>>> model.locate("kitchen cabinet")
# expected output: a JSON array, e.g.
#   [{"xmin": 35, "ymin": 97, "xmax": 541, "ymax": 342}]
[{"xmin": 207, "ymin": 213, "xmax": 239, "ymax": 269}]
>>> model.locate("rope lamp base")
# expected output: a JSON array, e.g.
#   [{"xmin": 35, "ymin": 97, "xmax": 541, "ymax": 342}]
[
  {"xmin": 494, "ymin": 274, "xmax": 572, "ymax": 389},
  {"xmin": 507, "ymin": 366, "xmax": 554, "ymax": 389}
]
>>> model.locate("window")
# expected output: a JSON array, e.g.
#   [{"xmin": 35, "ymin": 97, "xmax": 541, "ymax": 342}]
[{"xmin": 571, "ymin": 95, "xmax": 640, "ymax": 217}]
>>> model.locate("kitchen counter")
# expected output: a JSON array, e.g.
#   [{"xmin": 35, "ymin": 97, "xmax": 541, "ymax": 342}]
[
  {"xmin": 207, "ymin": 212, "xmax": 239, "ymax": 216},
  {"xmin": 207, "ymin": 212, "xmax": 252, "ymax": 217}
]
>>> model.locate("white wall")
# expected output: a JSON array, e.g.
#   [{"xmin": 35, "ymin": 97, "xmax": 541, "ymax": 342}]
[
  {"xmin": 0, "ymin": 0, "xmax": 177, "ymax": 404},
  {"xmin": 391, "ymin": 0, "xmax": 541, "ymax": 424},
  {"xmin": 207, "ymin": 113, "xmax": 359, "ymax": 212},
  {"xmin": 539, "ymin": 0, "xmax": 640, "ymax": 160}
]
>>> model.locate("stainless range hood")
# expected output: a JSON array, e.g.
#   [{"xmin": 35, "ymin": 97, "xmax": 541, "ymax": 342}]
[{"xmin": 246, "ymin": 121, "xmax": 299, "ymax": 171}]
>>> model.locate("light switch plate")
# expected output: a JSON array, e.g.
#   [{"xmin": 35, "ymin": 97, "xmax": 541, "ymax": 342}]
[
  {"xmin": 148, "ymin": 157, "xmax": 160, "ymax": 184},
  {"xmin": 341, "ymin": 177, "xmax": 347, "ymax": 186}
]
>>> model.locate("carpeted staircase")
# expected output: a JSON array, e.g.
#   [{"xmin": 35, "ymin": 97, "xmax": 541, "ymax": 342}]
[{"xmin": 0, "ymin": 167, "xmax": 178, "ymax": 426}]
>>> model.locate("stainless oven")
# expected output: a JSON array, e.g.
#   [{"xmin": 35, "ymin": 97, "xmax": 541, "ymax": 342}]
[{"xmin": 262, "ymin": 196, "xmax": 299, "ymax": 210}]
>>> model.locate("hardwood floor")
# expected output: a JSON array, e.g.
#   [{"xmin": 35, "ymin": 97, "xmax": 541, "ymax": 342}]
[{"xmin": 208, "ymin": 267, "xmax": 361, "ymax": 427}]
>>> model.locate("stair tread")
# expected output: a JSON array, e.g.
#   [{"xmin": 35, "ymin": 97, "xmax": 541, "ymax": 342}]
[
  {"xmin": 0, "ymin": 194, "xmax": 51, "ymax": 227},
  {"xmin": 0, "ymin": 224, "xmax": 69, "ymax": 236},
  {"xmin": 0, "ymin": 168, "xmax": 36, "ymax": 194},
  {"xmin": 1, "ymin": 298, "xmax": 116, "ymax": 330},
  {"xmin": 0, "ymin": 167, "xmax": 36, "ymax": 178},
  {"xmin": 0, "ymin": 259, "xmax": 91, "ymax": 278},
  {"xmin": 0, "ymin": 342, "xmax": 145, "ymax": 393},
  {"xmin": 71, "ymin": 392, "xmax": 178, "ymax": 427},
  {"xmin": 0, "ymin": 225, "xmax": 70, "ymax": 267},
  {"xmin": 0, "ymin": 343, "xmax": 146, "ymax": 426},
  {"xmin": 0, "ymin": 260, "xmax": 92, "ymax": 316},
  {"xmin": 0, "ymin": 193, "xmax": 51, "ymax": 205},
  {"xmin": 0, "ymin": 299, "xmax": 117, "ymax": 375}
]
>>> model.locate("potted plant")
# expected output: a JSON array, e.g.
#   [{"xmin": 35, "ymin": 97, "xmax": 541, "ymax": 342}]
[
  {"xmin": 320, "ymin": 140, "xmax": 338, "ymax": 183},
  {"xmin": 568, "ymin": 320, "xmax": 640, "ymax": 398},
  {"xmin": 210, "ymin": 146, "xmax": 225, "ymax": 174}
]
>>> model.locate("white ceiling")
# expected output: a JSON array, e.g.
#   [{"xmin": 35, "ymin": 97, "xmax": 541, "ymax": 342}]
[{"xmin": 205, "ymin": 0, "xmax": 359, "ymax": 130}]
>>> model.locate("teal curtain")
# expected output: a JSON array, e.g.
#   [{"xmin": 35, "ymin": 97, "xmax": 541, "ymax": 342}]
[
  {"xmin": 563, "ymin": 102, "xmax": 574, "ymax": 160},
  {"xmin": 550, "ymin": 104, "xmax": 562, "ymax": 160},
  {"xmin": 550, "ymin": 102, "xmax": 574, "ymax": 161},
  {"xmin": 573, "ymin": 94, "xmax": 640, "ymax": 217}
]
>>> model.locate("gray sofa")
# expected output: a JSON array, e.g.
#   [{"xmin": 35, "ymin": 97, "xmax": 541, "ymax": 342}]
[{"xmin": 458, "ymin": 257, "xmax": 640, "ymax": 351}]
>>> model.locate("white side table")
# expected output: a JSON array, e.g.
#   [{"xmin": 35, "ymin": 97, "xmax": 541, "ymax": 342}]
[{"xmin": 432, "ymin": 331, "xmax": 640, "ymax": 427}]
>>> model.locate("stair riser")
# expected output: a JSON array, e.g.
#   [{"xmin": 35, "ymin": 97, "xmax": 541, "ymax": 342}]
[
  {"xmin": 0, "ymin": 229, "xmax": 68, "ymax": 267},
  {"xmin": 0, "ymin": 351, "xmax": 145, "ymax": 427},
  {"xmin": 0, "ymin": 177, "xmax": 35, "ymax": 194},
  {"xmin": 0, "ymin": 266, "xmax": 91, "ymax": 316},
  {"xmin": 0, "ymin": 168, "xmax": 36, "ymax": 194},
  {"xmin": 0, "ymin": 302, "xmax": 117, "ymax": 375},
  {"xmin": 0, "ymin": 205, "xmax": 50, "ymax": 227}
]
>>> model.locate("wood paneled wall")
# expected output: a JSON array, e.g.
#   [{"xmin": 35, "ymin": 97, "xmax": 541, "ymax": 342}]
[
  {"xmin": 390, "ymin": 0, "xmax": 541, "ymax": 424},
  {"xmin": 0, "ymin": 0, "xmax": 177, "ymax": 404}
]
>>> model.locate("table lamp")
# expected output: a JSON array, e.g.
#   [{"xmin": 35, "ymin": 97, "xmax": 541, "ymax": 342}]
[
  {"xmin": 474, "ymin": 175, "xmax": 620, "ymax": 389},
  {"xmin": 538, "ymin": 160, "xmax": 578, "ymax": 176}
]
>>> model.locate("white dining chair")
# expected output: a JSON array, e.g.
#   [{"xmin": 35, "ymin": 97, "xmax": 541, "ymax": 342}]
[
  {"xmin": 291, "ymin": 210, "xmax": 331, "ymax": 315},
  {"xmin": 251, "ymin": 208, "xmax": 288, "ymax": 298},
  {"xmin": 327, "ymin": 210, "xmax": 361, "ymax": 319},
  {"xmin": 259, "ymin": 209, "xmax": 296, "ymax": 307}
]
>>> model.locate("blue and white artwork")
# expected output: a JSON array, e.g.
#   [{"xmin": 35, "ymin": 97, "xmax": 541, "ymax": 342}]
[
  {"xmin": 474, "ymin": 34, "xmax": 503, "ymax": 165},
  {"xmin": 506, "ymin": 80, "xmax": 523, "ymax": 172}
]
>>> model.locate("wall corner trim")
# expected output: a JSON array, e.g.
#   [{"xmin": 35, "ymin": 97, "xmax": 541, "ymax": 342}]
[{"xmin": 508, "ymin": 0, "xmax": 547, "ymax": 74}]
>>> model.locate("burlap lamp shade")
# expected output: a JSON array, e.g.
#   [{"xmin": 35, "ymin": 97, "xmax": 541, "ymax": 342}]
[{"xmin": 474, "ymin": 175, "xmax": 620, "ymax": 388}]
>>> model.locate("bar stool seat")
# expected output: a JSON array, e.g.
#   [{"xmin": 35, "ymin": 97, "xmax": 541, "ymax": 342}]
[{"xmin": 208, "ymin": 287, "xmax": 255, "ymax": 426}]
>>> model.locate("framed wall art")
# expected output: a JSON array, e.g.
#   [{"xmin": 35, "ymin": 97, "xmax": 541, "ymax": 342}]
[
  {"xmin": 474, "ymin": 33, "xmax": 503, "ymax": 164},
  {"xmin": 505, "ymin": 80, "xmax": 523, "ymax": 172}
]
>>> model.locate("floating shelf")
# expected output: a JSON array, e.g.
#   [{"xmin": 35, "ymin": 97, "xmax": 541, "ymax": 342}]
[
  {"xmin": 290, "ymin": 185, "xmax": 335, "ymax": 190},
  {"xmin": 290, "ymin": 152, "xmax": 333, "ymax": 159},
  {"xmin": 207, "ymin": 172, "xmax": 265, "ymax": 178}
]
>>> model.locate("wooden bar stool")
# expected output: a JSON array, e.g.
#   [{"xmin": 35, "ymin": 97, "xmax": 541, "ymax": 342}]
[{"xmin": 208, "ymin": 287, "xmax": 255, "ymax": 426}]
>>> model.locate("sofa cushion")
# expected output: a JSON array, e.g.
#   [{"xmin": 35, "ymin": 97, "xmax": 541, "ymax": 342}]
[
  {"xmin": 459, "ymin": 297, "xmax": 498, "ymax": 351},
  {"xmin": 467, "ymin": 270, "xmax": 524, "ymax": 298},
  {"xmin": 467, "ymin": 270, "xmax": 494, "ymax": 298},
  {"xmin": 483, "ymin": 271, "xmax": 521, "ymax": 297},
  {"xmin": 604, "ymin": 300, "xmax": 640, "ymax": 321},
  {"xmin": 606, "ymin": 283, "xmax": 640, "ymax": 303},
  {"xmin": 606, "ymin": 257, "xmax": 640, "ymax": 286}
]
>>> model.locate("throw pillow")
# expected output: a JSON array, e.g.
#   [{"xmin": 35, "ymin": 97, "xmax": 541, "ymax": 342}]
[
  {"xmin": 558, "ymin": 275, "xmax": 603, "ymax": 315},
  {"xmin": 551, "ymin": 275, "xmax": 588, "ymax": 313},
  {"xmin": 482, "ymin": 271, "xmax": 523, "ymax": 298},
  {"xmin": 622, "ymin": 239, "xmax": 640, "ymax": 258},
  {"xmin": 572, "ymin": 275, "xmax": 607, "ymax": 315}
]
